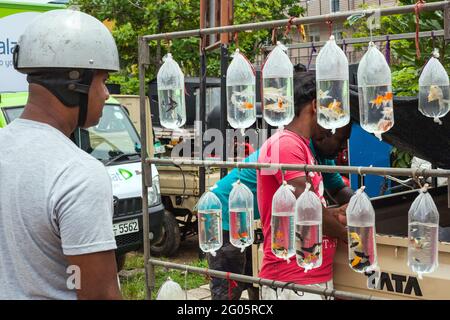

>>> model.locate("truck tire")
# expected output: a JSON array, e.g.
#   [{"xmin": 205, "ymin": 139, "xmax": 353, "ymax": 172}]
[
  {"xmin": 116, "ymin": 254, "xmax": 126, "ymax": 272},
  {"xmin": 151, "ymin": 210, "xmax": 181, "ymax": 257}
]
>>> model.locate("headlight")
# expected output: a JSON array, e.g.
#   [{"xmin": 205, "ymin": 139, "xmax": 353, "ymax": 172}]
[{"xmin": 147, "ymin": 176, "xmax": 161, "ymax": 206}]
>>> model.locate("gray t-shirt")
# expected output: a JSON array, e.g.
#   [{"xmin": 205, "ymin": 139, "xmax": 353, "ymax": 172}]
[{"xmin": 0, "ymin": 119, "xmax": 117, "ymax": 300}]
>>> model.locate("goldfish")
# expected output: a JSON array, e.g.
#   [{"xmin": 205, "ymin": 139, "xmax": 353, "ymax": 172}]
[
  {"xmin": 241, "ymin": 101, "xmax": 254, "ymax": 110},
  {"xmin": 328, "ymin": 99, "xmax": 342, "ymax": 114},
  {"xmin": 231, "ymin": 90, "xmax": 254, "ymax": 110},
  {"xmin": 377, "ymin": 119, "xmax": 393, "ymax": 132},
  {"xmin": 275, "ymin": 230, "xmax": 284, "ymax": 240},
  {"xmin": 428, "ymin": 85, "xmax": 449, "ymax": 112},
  {"xmin": 233, "ymin": 231, "xmax": 248, "ymax": 239},
  {"xmin": 381, "ymin": 106, "xmax": 394, "ymax": 118},
  {"xmin": 264, "ymin": 87, "xmax": 292, "ymax": 112},
  {"xmin": 370, "ymin": 92, "xmax": 393, "ymax": 108}
]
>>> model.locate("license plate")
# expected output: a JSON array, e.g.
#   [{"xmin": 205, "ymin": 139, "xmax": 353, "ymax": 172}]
[{"xmin": 113, "ymin": 219, "xmax": 139, "ymax": 236}]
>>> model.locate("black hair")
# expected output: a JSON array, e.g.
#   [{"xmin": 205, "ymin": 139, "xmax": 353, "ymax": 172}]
[{"xmin": 293, "ymin": 70, "xmax": 316, "ymax": 117}]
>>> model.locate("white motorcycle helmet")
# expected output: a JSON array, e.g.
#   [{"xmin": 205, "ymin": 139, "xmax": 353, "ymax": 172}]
[{"xmin": 13, "ymin": 9, "xmax": 120, "ymax": 127}]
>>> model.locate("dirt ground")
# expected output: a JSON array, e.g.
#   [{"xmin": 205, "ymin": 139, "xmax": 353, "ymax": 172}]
[{"xmin": 170, "ymin": 234, "xmax": 204, "ymax": 264}]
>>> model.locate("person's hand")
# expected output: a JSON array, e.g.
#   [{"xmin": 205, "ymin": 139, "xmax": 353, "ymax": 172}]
[
  {"xmin": 331, "ymin": 203, "xmax": 347, "ymax": 226},
  {"xmin": 323, "ymin": 204, "xmax": 348, "ymax": 243}
]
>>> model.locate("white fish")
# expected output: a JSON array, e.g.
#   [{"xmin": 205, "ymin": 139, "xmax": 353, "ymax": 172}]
[
  {"xmin": 318, "ymin": 89, "xmax": 332, "ymax": 100},
  {"xmin": 428, "ymin": 85, "xmax": 449, "ymax": 112}
]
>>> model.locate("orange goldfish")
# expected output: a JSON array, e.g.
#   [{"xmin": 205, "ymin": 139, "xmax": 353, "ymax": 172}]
[
  {"xmin": 370, "ymin": 95, "xmax": 384, "ymax": 107},
  {"xmin": 384, "ymin": 92, "xmax": 393, "ymax": 101},
  {"xmin": 275, "ymin": 230, "xmax": 284, "ymax": 240},
  {"xmin": 239, "ymin": 232, "xmax": 248, "ymax": 238},
  {"xmin": 241, "ymin": 102, "xmax": 254, "ymax": 109},
  {"xmin": 328, "ymin": 100, "xmax": 343, "ymax": 114}
]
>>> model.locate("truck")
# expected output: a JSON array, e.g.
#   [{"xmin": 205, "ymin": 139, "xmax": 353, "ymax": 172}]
[{"xmin": 0, "ymin": 92, "xmax": 164, "ymax": 270}]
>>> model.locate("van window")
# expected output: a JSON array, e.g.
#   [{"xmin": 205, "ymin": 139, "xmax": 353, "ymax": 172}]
[
  {"xmin": 3, "ymin": 106, "xmax": 24, "ymax": 123},
  {"xmin": 80, "ymin": 104, "xmax": 141, "ymax": 162}
]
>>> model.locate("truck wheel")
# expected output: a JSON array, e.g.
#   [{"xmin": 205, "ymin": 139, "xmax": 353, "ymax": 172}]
[
  {"xmin": 116, "ymin": 254, "xmax": 126, "ymax": 272},
  {"xmin": 151, "ymin": 210, "xmax": 181, "ymax": 257}
]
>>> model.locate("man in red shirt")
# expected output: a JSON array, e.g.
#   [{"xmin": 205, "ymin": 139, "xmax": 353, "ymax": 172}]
[{"xmin": 257, "ymin": 71, "xmax": 348, "ymax": 299}]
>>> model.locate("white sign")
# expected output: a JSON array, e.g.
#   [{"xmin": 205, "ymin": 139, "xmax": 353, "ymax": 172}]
[{"xmin": 0, "ymin": 12, "xmax": 41, "ymax": 92}]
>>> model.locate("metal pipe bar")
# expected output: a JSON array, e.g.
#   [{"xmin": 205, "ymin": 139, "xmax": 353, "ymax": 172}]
[
  {"xmin": 138, "ymin": 37, "xmax": 153, "ymax": 300},
  {"xmin": 264, "ymin": 30, "xmax": 445, "ymax": 51},
  {"xmin": 148, "ymin": 158, "xmax": 450, "ymax": 178},
  {"xmin": 149, "ymin": 258, "xmax": 384, "ymax": 300},
  {"xmin": 142, "ymin": 2, "xmax": 448, "ymax": 41}
]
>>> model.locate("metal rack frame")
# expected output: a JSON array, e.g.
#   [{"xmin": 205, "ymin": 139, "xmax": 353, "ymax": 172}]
[{"xmin": 138, "ymin": 1, "xmax": 450, "ymax": 300}]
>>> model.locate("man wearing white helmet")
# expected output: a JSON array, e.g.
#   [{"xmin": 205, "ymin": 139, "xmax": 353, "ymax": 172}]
[{"xmin": 0, "ymin": 9, "xmax": 122, "ymax": 299}]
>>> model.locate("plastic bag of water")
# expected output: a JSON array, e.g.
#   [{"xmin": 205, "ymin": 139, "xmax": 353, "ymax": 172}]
[
  {"xmin": 197, "ymin": 187, "xmax": 223, "ymax": 256},
  {"xmin": 156, "ymin": 277, "xmax": 186, "ymax": 300},
  {"xmin": 346, "ymin": 186, "xmax": 378, "ymax": 273},
  {"xmin": 418, "ymin": 49, "xmax": 450, "ymax": 125},
  {"xmin": 271, "ymin": 181, "xmax": 296, "ymax": 262},
  {"xmin": 358, "ymin": 42, "xmax": 394, "ymax": 141},
  {"xmin": 261, "ymin": 41, "xmax": 294, "ymax": 127},
  {"xmin": 229, "ymin": 180, "xmax": 254, "ymax": 252},
  {"xmin": 407, "ymin": 184, "xmax": 439, "ymax": 279},
  {"xmin": 227, "ymin": 49, "xmax": 256, "ymax": 129},
  {"xmin": 157, "ymin": 53, "xmax": 187, "ymax": 129},
  {"xmin": 295, "ymin": 183, "xmax": 323, "ymax": 272},
  {"xmin": 316, "ymin": 36, "xmax": 350, "ymax": 133}
]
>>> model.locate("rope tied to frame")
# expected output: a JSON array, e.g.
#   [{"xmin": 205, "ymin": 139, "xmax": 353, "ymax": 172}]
[
  {"xmin": 385, "ymin": 35, "xmax": 391, "ymax": 65},
  {"xmin": 307, "ymin": 42, "xmax": 317, "ymax": 71},
  {"xmin": 284, "ymin": 16, "xmax": 296, "ymax": 39},
  {"xmin": 234, "ymin": 31, "xmax": 239, "ymax": 48},
  {"xmin": 271, "ymin": 28, "xmax": 278, "ymax": 45},
  {"xmin": 431, "ymin": 30, "xmax": 436, "ymax": 51},
  {"xmin": 226, "ymin": 272, "xmax": 238, "ymax": 300},
  {"xmin": 326, "ymin": 19, "xmax": 333, "ymax": 37},
  {"xmin": 414, "ymin": 0, "xmax": 426, "ymax": 59}
]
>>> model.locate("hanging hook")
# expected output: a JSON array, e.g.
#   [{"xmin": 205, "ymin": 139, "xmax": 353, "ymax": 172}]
[
  {"xmin": 281, "ymin": 168, "xmax": 285, "ymax": 183},
  {"xmin": 234, "ymin": 31, "xmax": 239, "ymax": 49},
  {"xmin": 358, "ymin": 166, "xmax": 365, "ymax": 188}
]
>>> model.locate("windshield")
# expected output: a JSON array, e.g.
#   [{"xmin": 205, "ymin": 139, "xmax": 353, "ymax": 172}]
[
  {"xmin": 79, "ymin": 104, "xmax": 141, "ymax": 162},
  {"xmin": 3, "ymin": 106, "xmax": 24, "ymax": 123}
]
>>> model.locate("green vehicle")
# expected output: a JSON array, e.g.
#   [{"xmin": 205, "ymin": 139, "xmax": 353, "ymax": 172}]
[{"xmin": 0, "ymin": 92, "xmax": 164, "ymax": 270}]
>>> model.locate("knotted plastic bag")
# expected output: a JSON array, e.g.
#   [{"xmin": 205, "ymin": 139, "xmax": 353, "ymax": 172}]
[
  {"xmin": 197, "ymin": 186, "xmax": 223, "ymax": 256},
  {"xmin": 157, "ymin": 53, "xmax": 187, "ymax": 129},
  {"xmin": 418, "ymin": 49, "xmax": 450, "ymax": 125},
  {"xmin": 346, "ymin": 186, "xmax": 378, "ymax": 273},
  {"xmin": 407, "ymin": 184, "xmax": 439, "ymax": 279},
  {"xmin": 156, "ymin": 277, "xmax": 186, "ymax": 300},
  {"xmin": 262, "ymin": 41, "xmax": 294, "ymax": 128},
  {"xmin": 358, "ymin": 42, "xmax": 394, "ymax": 141},
  {"xmin": 316, "ymin": 35, "xmax": 350, "ymax": 133},
  {"xmin": 227, "ymin": 49, "xmax": 256, "ymax": 129},
  {"xmin": 229, "ymin": 180, "xmax": 254, "ymax": 252},
  {"xmin": 271, "ymin": 181, "xmax": 296, "ymax": 262},
  {"xmin": 295, "ymin": 183, "xmax": 323, "ymax": 272}
]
